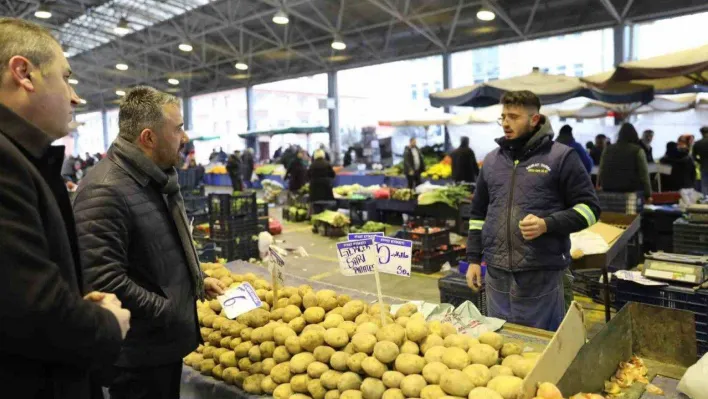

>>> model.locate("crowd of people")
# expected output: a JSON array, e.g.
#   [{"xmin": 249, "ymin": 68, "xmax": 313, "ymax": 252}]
[{"xmin": 61, "ymin": 151, "xmax": 105, "ymax": 183}]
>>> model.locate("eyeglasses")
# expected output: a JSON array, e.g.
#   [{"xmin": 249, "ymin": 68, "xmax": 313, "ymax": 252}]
[{"xmin": 497, "ymin": 113, "xmax": 535, "ymax": 126}]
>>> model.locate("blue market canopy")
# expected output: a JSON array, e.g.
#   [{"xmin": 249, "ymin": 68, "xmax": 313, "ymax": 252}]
[
  {"xmin": 429, "ymin": 69, "xmax": 654, "ymax": 108},
  {"xmin": 238, "ymin": 126, "xmax": 329, "ymax": 138}
]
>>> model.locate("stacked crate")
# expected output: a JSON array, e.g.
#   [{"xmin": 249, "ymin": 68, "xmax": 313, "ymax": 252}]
[
  {"xmin": 208, "ymin": 192, "xmax": 259, "ymax": 261},
  {"xmin": 673, "ymin": 218, "xmax": 708, "ymax": 256},
  {"xmin": 400, "ymin": 225, "xmax": 455, "ymax": 274}
]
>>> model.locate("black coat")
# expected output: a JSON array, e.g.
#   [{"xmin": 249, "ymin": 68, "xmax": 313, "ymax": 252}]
[
  {"xmin": 73, "ymin": 143, "xmax": 200, "ymax": 369},
  {"xmin": 0, "ymin": 104, "xmax": 121, "ymax": 399},
  {"xmin": 403, "ymin": 146, "xmax": 424, "ymax": 176},
  {"xmin": 308, "ymin": 159, "xmax": 336, "ymax": 202},
  {"xmin": 660, "ymin": 152, "xmax": 696, "ymax": 191},
  {"xmin": 451, "ymin": 146, "xmax": 479, "ymax": 183},
  {"xmin": 241, "ymin": 151, "xmax": 255, "ymax": 179},
  {"xmin": 285, "ymin": 159, "xmax": 307, "ymax": 192}
]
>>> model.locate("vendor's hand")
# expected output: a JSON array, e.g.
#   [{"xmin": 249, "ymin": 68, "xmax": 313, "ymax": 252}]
[
  {"xmin": 204, "ymin": 277, "xmax": 226, "ymax": 299},
  {"xmin": 519, "ymin": 214, "xmax": 547, "ymax": 240},
  {"xmin": 84, "ymin": 291, "xmax": 121, "ymax": 307},
  {"xmin": 466, "ymin": 264, "xmax": 483, "ymax": 291}
]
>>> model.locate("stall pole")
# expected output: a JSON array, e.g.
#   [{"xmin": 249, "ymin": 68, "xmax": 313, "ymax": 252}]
[{"xmin": 327, "ymin": 71, "xmax": 341, "ymax": 165}]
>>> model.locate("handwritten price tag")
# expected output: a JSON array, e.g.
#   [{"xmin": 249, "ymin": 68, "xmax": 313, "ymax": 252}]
[
  {"xmin": 217, "ymin": 282, "xmax": 263, "ymax": 319},
  {"xmin": 268, "ymin": 246, "xmax": 286, "ymax": 285},
  {"xmin": 336, "ymin": 239, "xmax": 378, "ymax": 276},
  {"xmin": 348, "ymin": 232, "xmax": 384, "ymax": 241},
  {"xmin": 374, "ymin": 236, "xmax": 412, "ymax": 277}
]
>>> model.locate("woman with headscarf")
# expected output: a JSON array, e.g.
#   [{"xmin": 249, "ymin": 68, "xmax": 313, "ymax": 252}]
[
  {"xmin": 660, "ymin": 141, "xmax": 696, "ymax": 191},
  {"xmin": 285, "ymin": 150, "xmax": 308, "ymax": 194},
  {"xmin": 308, "ymin": 149, "xmax": 335, "ymax": 203},
  {"xmin": 597, "ymin": 123, "xmax": 652, "ymax": 200}
]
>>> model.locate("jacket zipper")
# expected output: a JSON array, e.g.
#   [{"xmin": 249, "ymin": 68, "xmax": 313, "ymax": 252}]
[{"xmin": 507, "ymin": 159, "xmax": 519, "ymax": 270}]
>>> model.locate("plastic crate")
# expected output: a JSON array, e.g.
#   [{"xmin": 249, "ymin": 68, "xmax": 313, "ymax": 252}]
[
  {"xmin": 597, "ymin": 192, "xmax": 643, "ymax": 215},
  {"xmin": 209, "ymin": 219, "xmax": 259, "ymax": 240},
  {"xmin": 257, "ymin": 202, "xmax": 269, "ymax": 218},
  {"xmin": 208, "ymin": 192, "xmax": 258, "ymax": 221},
  {"xmin": 673, "ymin": 219, "xmax": 708, "ymax": 255},
  {"xmin": 400, "ymin": 227, "xmax": 450, "ymax": 251},
  {"xmin": 651, "ymin": 192, "xmax": 681, "ymax": 205},
  {"xmin": 178, "ymin": 168, "xmax": 202, "ymax": 192},
  {"xmin": 438, "ymin": 272, "xmax": 487, "ymax": 314},
  {"xmin": 258, "ymin": 216, "xmax": 269, "ymax": 233},
  {"xmin": 212, "ymin": 237, "xmax": 259, "ymax": 261},
  {"xmin": 412, "ymin": 249, "xmax": 452, "ymax": 274},
  {"xmin": 571, "ymin": 269, "xmax": 618, "ymax": 307},
  {"xmin": 313, "ymin": 220, "xmax": 348, "ymax": 237}
]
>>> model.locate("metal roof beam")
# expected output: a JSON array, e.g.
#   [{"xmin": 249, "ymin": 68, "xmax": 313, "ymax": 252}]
[
  {"xmin": 598, "ymin": 0, "xmax": 622, "ymax": 22},
  {"xmin": 483, "ymin": 0, "xmax": 525, "ymax": 38},
  {"xmin": 365, "ymin": 0, "xmax": 445, "ymax": 49}
]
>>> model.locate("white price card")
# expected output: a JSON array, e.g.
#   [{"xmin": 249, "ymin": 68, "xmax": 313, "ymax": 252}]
[
  {"xmin": 268, "ymin": 246, "xmax": 286, "ymax": 285},
  {"xmin": 348, "ymin": 232, "xmax": 384, "ymax": 241},
  {"xmin": 374, "ymin": 236, "xmax": 412, "ymax": 277},
  {"xmin": 336, "ymin": 239, "xmax": 378, "ymax": 276},
  {"xmin": 217, "ymin": 282, "xmax": 263, "ymax": 320}
]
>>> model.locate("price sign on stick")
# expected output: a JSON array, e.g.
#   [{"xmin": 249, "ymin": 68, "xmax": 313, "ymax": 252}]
[
  {"xmin": 348, "ymin": 232, "xmax": 384, "ymax": 241},
  {"xmin": 374, "ymin": 236, "xmax": 412, "ymax": 277},
  {"xmin": 268, "ymin": 246, "xmax": 285, "ymax": 308},
  {"xmin": 217, "ymin": 282, "xmax": 262, "ymax": 319},
  {"xmin": 336, "ymin": 239, "xmax": 378, "ymax": 276}
]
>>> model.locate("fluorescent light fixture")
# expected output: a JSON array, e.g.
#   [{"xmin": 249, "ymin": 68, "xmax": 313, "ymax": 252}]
[
  {"xmin": 331, "ymin": 37, "xmax": 346, "ymax": 50},
  {"xmin": 34, "ymin": 5, "xmax": 52, "ymax": 19},
  {"xmin": 476, "ymin": 8, "xmax": 495, "ymax": 21},
  {"xmin": 272, "ymin": 10, "xmax": 289, "ymax": 25},
  {"xmin": 115, "ymin": 63, "xmax": 129, "ymax": 71},
  {"xmin": 178, "ymin": 43, "xmax": 193, "ymax": 52},
  {"xmin": 115, "ymin": 90, "xmax": 126, "ymax": 96},
  {"xmin": 168, "ymin": 78, "xmax": 180, "ymax": 85},
  {"xmin": 235, "ymin": 62, "xmax": 249, "ymax": 71},
  {"xmin": 114, "ymin": 17, "xmax": 130, "ymax": 35},
  {"xmin": 79, "ymin": 99, "xmax": 87, "ymax": 104},
  {"xmin": 68, "ymin": 78, "xmax": 78, "ymax": 85}
]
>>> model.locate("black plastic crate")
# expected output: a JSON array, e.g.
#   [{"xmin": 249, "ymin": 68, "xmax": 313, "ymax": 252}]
[
  {"xmin": 257, "ymin": 202, "xmax": 269, "ymax": 217},
  {"xmin": 571, "ymin": 269, "xmax": 618, "ymax": 307},
  {"xmin": 209, "ymin": 219, "xmax": 259, "ymax": 240},
  {"xmin": 313, "ymin": 220, "xmax": 348, "ymax": 237},
  {"xmin": 597, "ymin": 191, "xmax": 643, "ymax": 215},
  {"xmin": 400, "ymin": 227, "xmax": 450, "ymax": 251},
  {"xmin": 197, "ymin": 241, "xmax": 216, "ymax": 263},
  {"xmin": 184, "ymin": 195, "xmax": 208, "ymax": 215},
  {"xmin": 412, "ymin": 249, "xmax": 451, "ymax": 274},
  {"xmin": 212, "ymin": 237, "xmax": 259, "ymax": 261},
  {"xmin": 178, "ymin": 168, "xmax": 201, "ymax": 192},
  {"xmin": 208, "ymin": 193, "xmax": 258, "ymax": 221},
  {"xmin": 673, "ymin": 219, "xmax": 708, "ymax": 255},
  {"xmin": 258, "ymin": 216, "xmax": 269, "ymax": 233},
  {"xmin": 438, "ymin": 272, "xmax": 487, "ymax": 314},
  {"xmin": 699, "ymin": 338, "xmax": 708, "ymax": 357}
]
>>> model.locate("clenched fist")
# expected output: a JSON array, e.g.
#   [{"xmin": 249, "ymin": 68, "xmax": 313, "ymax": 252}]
[{"xmin": 519, "ymin": 214, "xmax": 547, "ymax": 240}]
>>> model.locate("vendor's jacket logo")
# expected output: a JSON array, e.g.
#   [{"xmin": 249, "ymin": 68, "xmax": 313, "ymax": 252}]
[{"xmin": 526, "ymin": 163, "xmax": 551, "ymax": 174}]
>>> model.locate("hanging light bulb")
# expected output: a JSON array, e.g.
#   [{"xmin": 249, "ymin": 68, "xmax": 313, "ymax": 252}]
[
  {"xmin": 476, "ymin": 8, "xmax": 496, "ymax": 21},
  {"xmin": 272, "ymin": 10, "xmax": 289, "ymax": 25},
  {"xmin": 79, "ymin": 98, "xmax": 87, "ymax": 104},
  {"xmin": 34, "ymin": 4, "xmax": 52, "ymax": 19},
  {"xmin": 68, "ymin": 78, "xmax": 78, "ymax": 85},
  {"xmin": 115, "ymin": 63, "xmax": 129, "ymax": 71},
  {"xmin": 168, "ymin": 78, "xmax": 180, "ymax": 85},
  {"xmin": 114, "ymin": 17, "xmax": 130, "ymax": 35},
  {"xmin": 178, "ymin": 43, "xmax": 193, "ymax": 52},
  {"xmin": 331, "ymin": 35, "xmax": 346, "ymax": 50},
  {"xmin": 235, "ymin": 62, "xmax": 249, "ymax": 71},
  {"xmin": 115, "ymin": 90, "xmax": 126, "ymax": 96}
]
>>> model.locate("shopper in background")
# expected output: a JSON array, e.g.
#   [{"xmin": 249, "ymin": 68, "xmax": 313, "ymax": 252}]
[
  {"xmin": 640, "ymin": 129, "xmax": 655, "ymax": 163},
  {"xmin": 597, "ymin": 123, "xmax": 652, "ymax": 201},
  {"xmin": 308, "ymin": 149, "xmax": 336, "ymax": 205},
  {"xmin": 0, "ymin": 17, "xmax": 128, "ymax": 399},
  {"xmin": 226, "ymin": 150, "xmax": 243, "ymax": 192},
  {"xmin": 590, "ymin": 134, "xmax": 607, "ymax": 166},
  {"xmin": 555, "ymin": 124, "xmax": 593, "ymax": 173},
  {"xmin": 451, "ymin": 136, "xmax": 479, "ymax": 184},
  {"xmin": 660, "ymin": 141, "xmax": 696, "ymax": 191},
  {"xmin": 317, "ymin": 142, "xmax": 331, "ymax": 162},
  {"xmin": 466, "ymin": 90, "xmax": 600, "ymax": 332},
  {"xmin": 285, "ymin": 149, "xmax": 308, "ymax": 194},
  {"xmin": 585, "ymin": 141, "xmax": 594, "ymax": 153},
  {"xmin": 242, "ymin": 147, "xmax": 255, "ymax": 189},
  {"xmin": 404, "ymin": 137, "xmax": 424, "ymax": 190},
  {"xmin": 73, "ymin": 86, "xmax": 226, "ymax": 399},
  {"xmin": 693, "ymin": 126, "xmax": 708, "ymax": 195}
]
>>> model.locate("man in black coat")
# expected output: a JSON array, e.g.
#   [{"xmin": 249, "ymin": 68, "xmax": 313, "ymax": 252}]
[
  {"xmin": 241, "ymin": 148, "xmax": 256, "ymax": 188},
  {"xmin": 226, "ymin": 150, "xmax": 243, "ymax": 192},
  {"xmin": 403, "ymin": 137, "xmax": 424, "ymax": 189},
  {"xmin": 73, "ymin": 86, "xmax": 226, "ymax": 399},
  {"xmin": 0, "ymin": 18, "xmax": 129, "ymax": 399},
  {"xmin": 451, "ymin": 136, "xmax": 479, "ymax": 184}
]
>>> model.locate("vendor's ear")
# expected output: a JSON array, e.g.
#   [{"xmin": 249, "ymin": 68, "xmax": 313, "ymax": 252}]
[
  {"xmin": 531, "ymin": 113, "xmax": 541, "ymax": 127},
  {"xmin": 138, "ymin": 128, "xmax": 158, "ymax": 149}
]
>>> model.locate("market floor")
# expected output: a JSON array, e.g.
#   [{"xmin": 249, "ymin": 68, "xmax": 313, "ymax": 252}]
[{"xmin": 267, "ymin": 207, "xmax": 612, "ymax": 337}]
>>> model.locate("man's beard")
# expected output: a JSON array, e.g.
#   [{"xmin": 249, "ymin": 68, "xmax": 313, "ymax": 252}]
[{"xmin": 155, "ymin": 145, "xmax": 180, "ymax": 169}]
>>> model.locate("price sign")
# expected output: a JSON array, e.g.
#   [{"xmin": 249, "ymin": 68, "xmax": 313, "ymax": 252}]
[
  {"xmin": 374, "ymin": 236, "xmax": 412, "ymax": 277},
  {"xmin": 268, "ymin": 246, "xmax": 286, "ymax": 285},
  {"xmin": 217, "ymin": 282, "xmax": 262, "ymax": 319},
  {"xmin": 348, "ymin": 232, "xmax": 384, "ymax": 241},
  {"xmin": 336, "ymin": 239, "xmax": 378, "ymax": 276}
]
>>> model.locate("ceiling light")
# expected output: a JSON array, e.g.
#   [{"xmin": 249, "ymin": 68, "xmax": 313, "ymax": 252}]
[
  {"xmin": 114, "ymin": 17, "xmax": 130, "ymax": 35},
  {"xmin": 68, "ymin": 78, "xmax": 78, "ymax": 85},
  {"xmin": 272, "ymin": 10, "xmax": 289, "ymax": 25},
  {"xmin": 116, "ymin": 90, "xmax": 126, "ymax": 96},
  {"xmin": 79, "ymin": 99, "xmax": 87, "ymax": 104},
  {"xmin": 476, "ymin": 8, "xmax": 495, "ymax": 21},
  {"xmin": 331, "ymin": 37, "xmax": 346, "ymax": 50},
  {"xmin": 63, "ymin": 51, "xmax": 70, "ymax": 57},
  {"xmin": 235, "ymin": 62, "xmax": 249, "ymax": 71},
  {"xmin": 34, "ymin": 4, "xmax": 52, "ymax": 19},
  {"xmin": 115, "ymin": 63, "xmax": 129, "ymax": 71},
  {"xmin": 178, "ymin": 43, "xmax": 193, "ymax": 52},
  {"xmin": 168, "ymin": 78, "xmax": 180, "ymax": 85}
]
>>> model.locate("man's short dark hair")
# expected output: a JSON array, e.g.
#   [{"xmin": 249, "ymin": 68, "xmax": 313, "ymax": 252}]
[
  {"xmin": 500, "ymin": 90, "xmax": 541, "ymax": 112},
  {"xmin": 118, "ymin": 86, "xmax": 180, "ymax": 143},
  {"xmin": 596, "ymin": 134, "xmax": 607, "ymax": 140},
  {"xmin": 0, "ymin": 18, "xmax": 59, "ymax": 74},
  {"xmin": 701, "ymin": 126, "xmax": 708, "ymax": 137}
]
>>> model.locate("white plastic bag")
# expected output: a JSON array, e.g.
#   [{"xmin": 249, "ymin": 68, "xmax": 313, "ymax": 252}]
[{"xmin": 677, "ymin": 353, "xmax": 708, "ymax": 399}]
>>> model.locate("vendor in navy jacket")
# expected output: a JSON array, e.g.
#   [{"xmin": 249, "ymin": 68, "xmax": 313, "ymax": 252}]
[{"xmin": 465, "ymin": 90, "xmax": 600, "ymax": 331}]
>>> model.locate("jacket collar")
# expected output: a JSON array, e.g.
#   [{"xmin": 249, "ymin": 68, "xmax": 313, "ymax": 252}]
[
  {"xmin": 496, "ymin": 115, "xmax": 554, "ymax": 159},
  {"xmin": 108, "ymin": 136, "xmax": 169, "ymax": 188},
  {"xmin": 0, "ymin": 102, "xmax": 55, "ymax": 160}
]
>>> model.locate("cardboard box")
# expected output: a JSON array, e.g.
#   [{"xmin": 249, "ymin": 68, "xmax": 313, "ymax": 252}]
[{"xmin": 572, "ymin": 212, "xmax": 641, "ymax": 271}]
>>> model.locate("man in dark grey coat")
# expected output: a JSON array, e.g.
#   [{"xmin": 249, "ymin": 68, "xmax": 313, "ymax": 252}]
[
  {"xmin": 0, "ymin": 18, "xmax": 129, "ymax": 399},
  {"xmin": 403, "ymin": 137, "xmax": 424, "ymax": 189},
  {"xmin": 73, "ymin": 86, "xmax": 226, "ymax": 399}
]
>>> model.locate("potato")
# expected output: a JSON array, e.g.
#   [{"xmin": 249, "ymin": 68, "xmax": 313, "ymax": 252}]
[
  {"xmin": 273, "ymin": 345, "xmax": 291, "ymax": 363},
  {"xmin": 420, "ymin": 334, "xmax": 444, "ymax": 354},
  {"xmin": 317, "ymin": 289, "xmax": 338, "ymax": 301},
  {"xmin": 209, "ymin": 298, "xmax": 223, "ymax": 312},
  {"xmin": 443, "ymin": 334, "xmax": 470, "ymax": 351},
  {"xmin": 277, "ymin": 298, "xmax": 289, "ymax": 309},
  {"xmin": 304, "ymin": 292, "xmax": 319, "ymax": 308},
  {"xmin": 325, "ymin": 390, "xmax": 341, "ymax": 399},
  {"xmin": 273, "ymin": 383, "xmax": 294, "ymax": 399},
  {"xmin": 220, "ymin": 336, "xmax": 233, "ymax": 349},
  {"xmin": 338, "ymin": 372, "xmax": 363, "ymax": 392},
  {"xmin": 321, "ymin": 370, "xmax": 343, "ymax": 390},
  {"xmin": 409, "ymin": 312, "xmax": 424, "ymax": 322},
  {"xmin": 212, "ymin": 364, "xmax": 225, "ymax": 381},
  {"xmin": 356, "ymin": 314, "xmax": 373, "ymax": 325},
  {"xmin": 510, "ymin": 358, "xmax": 535, "ymax": 378},
  {"xmin": 500, "ymin": 343, "xmax": 522, "ymax": 358},
  {"xmin": 394, "ymin": 353, "xmax": 425, "ymax": 375},
  {"xmin": 305, "ymin": 307, "xmax": 326, "ymax": 323},
  {"xmin": 240, "ymin": 327, "xmax": 253, "ymax": 342},
  {"xmin": 362, "ymin": 356, "xmax": 387, "ymax": 378},
  {"xmin": 442, "ymin": 347, "xmax": 470, "ymax": 370},
  {"xmin": 189, "ymin": 353, "xmax": 204, "ymax": 369},
  {"xmin": 213, "ymin": 347, "xmax": 229, "ymax": 362},
  {"xmin": 400, "ymin": 341, "xmax": 420, "ymax": 355},
  {"xmin": 382, "ymin": 388, "xmax": 405, "ymax": 399},
  {"xmin": 422, "ymin": 362, "xmax": 448, "ymax": 384},
  {"xmin": 207, "ymin": 331, "xmax": 223, "ymax": 346},
  {"xmin": 522, "ymin": 352, "xmax": 541, "ymax": 360},
  {"xmin": 300, "ymin": 329, "xmax": 325, "ymax": 352},
  {"xmin": 226, "ymin": 322, "xmax": 245, "ymax": 337},
  {"xmin": 308, "ymin": 378, "xmax": 328, "ymax": 399},
  {"xmin": 238, "ymin": 357, "xmax": 252, "ymax": 371},
  {"xmin": 376, "ymin": 324, "xmax": 406, "ymax": 347},
  {"xmin": 291, "ymin": 352, "xmax": 317, "ymax": 374},
  {"xmin": 439, "ymin": 369, "xmax": 473, "ymax": 397},
  {"xmin": 270, "ymin": 362, "xmax": 292, "ymax": 384},
  {"xmin": 222, "ymin": 366, "xmax": 238, "ymax": 384},
  {"xmin": 501, "ymin": 355, "xmax": 523, "ymax": 368},
  {"xmin": 202, "ymin": 346, "xmax": 216, "ymax": 360},
  {"xmin": 487, "ymin": 376, "xmax": 523, "ymax": 399},
  {"xmin": 395, "ymin": 303, "xmax": 418, "ymax": 319},
  {"xmin": 274, "ymin": 326, "xmax": 297, "ymax": 345},
  {"xmin": 250, "ymin": 361, "xmax": 264, "ymax": 375},
  {"xmin": 320, "ymin": 295, "xmax": 339, "ymax": 311},
  {"xmin": 341, "ymin": 390, "xmax": 363, "ymax": 399},
  {"xmin": 337, "ymin": 294, "xmax": 351, "ymax": 307},
  {"xmin": 374, "ymin": 341, "xmax": 400, "ymax": 363},
  {"xmin": 330, "ymin": 351, "xmax": 350, "ymax": 371},
  {"xmin": 463, "ymin": 364, "xmax": 491, "ymax": 387},
  {"xmin": 368, "ymin": 303, "xmax": 390, "ymax": 316},
  {"xmin": 395, "ymin": 317, "xmax": 409, "ymax": 328},
  {"xmin": 200, "ymin": 358, "xmax": 216, "ymax": 375},
  {"xmin": 260, "ymin": 341, "xmax": 276, "ymax": 358},
  {"xmin": 229, "ymin": 337, "xmax": 243, "ymax": 350},
  {"xmin": 405, "ymin": 319, "xmax": 429, "ymax": 343},
  {"xmin": 219, "ymin": 351, "xmax": 237, "ymax": 368},
  {"xmin": 308, "ymin": 361, "xmax": 330, "ymax": 378},
  {"xmin": 261, "ymin": 375, "xmax": 278, "ymax": 394},
  {"xmin": 291, "ymin": 374, "xmax": 312, "ymax": 393},
  {"xmin": 243, "ymin": 374, "xmax": 265, "ymax": 394},
  {"xmin": 490, "ymin": 365, "xmax": 514, "ymax": 378},
  {"xmin": 424, "ymin": 346, "xmax": 446, "ymax": 364},
  {"xmin": 262, "ymin": 358, "xmax": 277, "ymax": 375},
  {"xmin": 469, "ymin": 387, "xmax": 504, "ymax": 399},
  {"xmin": 343, "ymin": 343, "xmax": 356, "ymax": 355},
  {"xmin": 324, "ymin": 314, "xmax": 345, "ymax": 329},
  {"xmin": 339, "ymin": 321, "xmax": 358, "ymax": 338},
  {"xmin": 361, "ymin": 377, "xmax": 387, "ymax": 399},
  {"xmin": 440, "ymin": 323, "xmax": 457, "ymax": 338},
  {"xmin": 342, "ymin": 300, "xmax": 366, "ymax": 321},
  {"xmin": 479, "ymin": 332, "xmax": 504, "ymax": 351},
  {"xmin": 281, "ymin": 286, "xmax": 298, "ymax": 297},
  {"xmin": 233, "ymin": 371, "xmax": 249, "ymax": 388},
  {"xmin": 309, "ymin": 346, "xmax": 334, "ymax": 363},
  {"xmin": 346, "ymin": 352, "xmax": 368, "ymax": 373},
  {"xmin": 299, "ymin": 284, "xmax": 314, "ymax": 297},
  {"xmin": 256, "ymin": 288, "xmax": 268, "ymax": 301},
  {"xmin": 325, "ymin": 328, "xmax": 350, "ymax": 348},
  {"xmin": 285, "ymin": 335, "xmax": 303, "ymax": 355},
  {"xmin": 235, "ymin": 342, "xmax": 254, "ymax": 358},
  {"xmin": 468, "ymin": 344, "xmax": 499, "ymax": 367},
  {"xmin": 248, "ymin": 346, "xmax": 262, "ymax": 362},
  {"xmin": 356, "ymin": 322, "xmax": 380, "ymax": 336},
  {"xmin": 352, "ymin": 333, "xmax": 377, "ymax": 354},
  {"xmin": 420, "ymin": 384, "xmax": 446, "ymax": 399},
  {"xmin": 400, "ymin": 374, "xmax": 427, "ymax": 397},
  {"xmin": 250, "ymin": 308, "xmax": 271, "ymax": 327},
  {"xmin": 283, "ymin": 305, "xmax": 303, "ymax": 323},
  {"xmin": 270, "ymin": 307, "xmax": 284, "ymax": 320},
  {"xmin": 289, "ymin": 294, "xmax": 303, "ymax": 308}
]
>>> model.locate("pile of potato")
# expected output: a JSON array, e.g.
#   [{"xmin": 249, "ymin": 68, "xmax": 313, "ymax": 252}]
[{"xmin": 185, "ymin": 265, "xmax": 543, "ymax": 399}]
